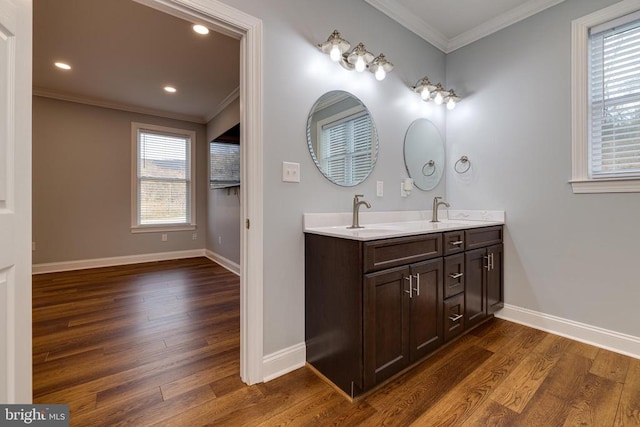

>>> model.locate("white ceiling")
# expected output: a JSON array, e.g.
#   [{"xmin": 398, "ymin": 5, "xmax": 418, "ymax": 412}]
[
  {"xmin": 364, "ymin": 0, "xmax": 567, "ymax": 53},
  {"xmin": 33, "ymin": 0, "xmax": 240, "ymax": 124}
]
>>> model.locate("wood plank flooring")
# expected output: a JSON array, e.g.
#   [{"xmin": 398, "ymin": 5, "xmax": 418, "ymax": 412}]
[{"xmin": 33, "ymin": 258, "xmax": 640, "ymax": 426}]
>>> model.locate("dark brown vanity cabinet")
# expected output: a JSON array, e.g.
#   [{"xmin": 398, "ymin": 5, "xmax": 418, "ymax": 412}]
[
  {"xmin": 305, "ymin": 225, "xmax": 503, "ymax": 398},
  {"xmin": 363, "ymin": 257, "xmax": 443, "ymax": 388},
  {"xmin": 464, "ymin": 226, "xmax": 504, "ymax": 330}
]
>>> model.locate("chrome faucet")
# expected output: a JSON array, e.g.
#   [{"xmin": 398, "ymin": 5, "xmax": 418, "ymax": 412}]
[
  {"xmin": 431, "ymin": 196, "xmax": 450, "ymax": 222},
  {"xmin": 348, "ymin": 194, "xmax": 371, "ymax": 229}
]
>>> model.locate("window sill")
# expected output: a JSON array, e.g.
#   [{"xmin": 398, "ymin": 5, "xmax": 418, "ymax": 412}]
[
  {"xmin": 570, "ymin": 178, "xmax": 640, "ymax": 194},
  {"xmin": 131, "ymin": 224, "xmax": 196, "ymax": 233}
]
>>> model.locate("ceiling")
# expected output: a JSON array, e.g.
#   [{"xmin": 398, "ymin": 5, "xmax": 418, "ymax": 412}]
[
  {"xmin": 33, "ymin": 0, "xmax": 240, "ymax": 124},
  {"xmin": 364, "ymin": 0, "xmax": 567, "ymax": 53}
]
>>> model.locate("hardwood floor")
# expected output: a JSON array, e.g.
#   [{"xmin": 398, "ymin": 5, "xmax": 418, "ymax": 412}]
[{"xmin": 33, "ymin": 258, "xmax": 640, "ymax": 426}]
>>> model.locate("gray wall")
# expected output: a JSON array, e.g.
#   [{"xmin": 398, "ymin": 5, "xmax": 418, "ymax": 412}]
[
  {"xmin": 32, "ymin": 96, "xmax": 208, "ymax": 264},
  {"xmin": 446, "ymin": 0, "xmax": 640, "ymax": 337},
  {"xmin": 219, "ymin": 0, "xmax": 447, "ymax": 354},
  {"xmin": 206, "ymin": 98, "xmax": 241, "ymax": 264}
]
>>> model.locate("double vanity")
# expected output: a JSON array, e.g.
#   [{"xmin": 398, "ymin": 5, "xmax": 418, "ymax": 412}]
[{"xmin": 304, "ymin": 210, "xmax": 505, "ymax": 399}]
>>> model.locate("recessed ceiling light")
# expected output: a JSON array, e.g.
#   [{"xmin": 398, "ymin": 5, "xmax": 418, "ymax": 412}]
[
  {"xmin": 54, "ymin": 62, "xmax": 71, "ymax": 70},
  {"xmin": 164, "ymin": 86, "xmax": 177, "ymax": 93},
  {"xmin": 192, "ymin": 24, "xmax": 209, "ymax": 35}
]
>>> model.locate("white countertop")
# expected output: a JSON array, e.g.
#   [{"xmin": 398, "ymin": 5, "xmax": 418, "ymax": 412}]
[{"xmin": 303, "ymin": 210, "xmax": 505, "ymax": 241}]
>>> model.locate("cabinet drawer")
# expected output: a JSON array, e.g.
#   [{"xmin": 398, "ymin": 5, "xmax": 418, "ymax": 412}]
[
  {"xmin": 443, "ymin": 230, "xmax": 465, "ymax": 255},
  {"xmin": 364, "ymin": 234, "xmax": 442, "ymax": 273},
  {"xmin": 465, "ymin": 226, "xmax": 503, "ymax": 250},
  {"xmin": 443, "ymin": 254, "xmax": 464, "ymax": 298},
  {"xmin": 444, "ymin": 293, "xmax": 465, "ymax": 342}
]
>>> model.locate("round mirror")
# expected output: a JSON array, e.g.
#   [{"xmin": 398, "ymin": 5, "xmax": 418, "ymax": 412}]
[
  {"xmin": 404, "ymin": 118, "xmax": 445, "ymax": 191},
  {"xmin": 306, "ymin": 91, "xmax": 379, "ymax": 186}
]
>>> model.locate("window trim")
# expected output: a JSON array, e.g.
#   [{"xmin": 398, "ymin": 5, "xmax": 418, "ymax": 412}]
[
  {"xmin": 571, "ymin": 0, "xmax": 640, "ymax": 193},
  {"xmin": 131, "ymin": 122, "xmax": 197, "ymax": 233}
]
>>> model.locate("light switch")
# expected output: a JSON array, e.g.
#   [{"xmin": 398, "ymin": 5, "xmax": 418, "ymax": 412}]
[
  {"xmin": 376, "ymin": 181, "xmax": 383, "ymax": 197},
  {"xmin": 282, "ymin": 161, "xmax": 300, "ymax": 183}
]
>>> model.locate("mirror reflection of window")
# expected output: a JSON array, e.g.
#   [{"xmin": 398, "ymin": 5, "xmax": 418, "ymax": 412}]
[{"xmin": 307, "ymin": 91, "xmax": 378, "ymax": 186}]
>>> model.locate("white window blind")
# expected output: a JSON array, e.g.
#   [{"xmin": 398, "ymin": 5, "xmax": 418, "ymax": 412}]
[
  {"xmin": 136, "ymin": 129, "xmax": 192, "ymax": 226},
  {"xmin": 590, "ymin": 14, "xmax": 640, "ymax": 178},
  {"xmin": 320, "ymin": 112, "xmax": 373, "ymax": 186}
]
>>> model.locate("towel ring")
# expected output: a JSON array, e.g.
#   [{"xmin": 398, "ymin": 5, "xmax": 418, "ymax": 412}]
[
  {"xmin": 422, "ymin": 160, "xmax": 436, "ymax": 177},
  {"xmin": 454, "ymin": 156, "xmax": 471, "ymax": 174}
]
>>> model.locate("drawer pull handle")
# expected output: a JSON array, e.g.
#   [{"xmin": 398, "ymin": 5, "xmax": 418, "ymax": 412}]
[
  {"xmin": 450, "ymin": 240, "xmax": 464, "ymax": 246},
  {"xmin": 404, "ymin": 275, "xmax": 413, "ymax": 298},
  {"xmin": 449, "ymin": 314, "xmax": 463, "ymax": 322},
  {"xmin": 449, "ymin": 273, "xmax": 463, "ymax": 279}
]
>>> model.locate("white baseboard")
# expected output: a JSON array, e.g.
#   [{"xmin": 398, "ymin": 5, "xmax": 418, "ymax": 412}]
[
  {"xmin": 32, "ymin": 249, "xmax": 206, "ymax": 274},
  {"xmin": 497, "ymin": 304, "xmax": 640, "ymax": 359},
  {"xmin": 262, "ymin": 342, "xmax": 306, "ymax": 382},
  {"xmin": 204, "ymin": 250, "xmax": 240, "ymax": 276}
]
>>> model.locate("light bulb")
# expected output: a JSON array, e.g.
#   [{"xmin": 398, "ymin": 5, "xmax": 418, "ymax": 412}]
[
  {"xmin": 447, "ymin": 99, "xmax": 456, "ymax": 110},
  {"xmin": 374, "ymin": 66, "xmax": 386, "ymax": 81},
  {"xmin": 421, "ymin": 88, "xmax": 430, "ymax": 100},
  {"xmin": 434, "ymin": 92, "xmax": 444, "ymax": 105},
  {"xmin": 330, "ymin": 44, "xmax": 341, "ymax": 62},
  {"xmin": 355, "ymin": 55, "xmax": 366, "ymax": 72}
]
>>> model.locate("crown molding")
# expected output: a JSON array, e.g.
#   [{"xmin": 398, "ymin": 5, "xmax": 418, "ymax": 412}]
[
  {"xmin": 205, "ymin": 86, "xmax": 240, "ymax": 123},
  {"xmin": 32, "ymin": 87, "xmax": 207, "ymax": 124},
  {"xmin": 365, "ymin": 0, "xmax": 567, "ymax": 53},
  {"xmin": 364, "ymin": 0, "xmax": 449, "ymax": 52}
]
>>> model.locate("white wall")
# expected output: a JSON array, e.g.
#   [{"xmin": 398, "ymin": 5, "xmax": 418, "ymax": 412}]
[
  {"xmin": 218, "ymin": 0, "xmax": 447, "ymax": 354},
  {"xmin": 206, "ymin": 97, "xmax": 241, "ymax": 265},
  {"xmin": 32, "ymin": 96, "xmax": 208, "ymax": 264},
  {"xmin": 446, "ymin": 0, "xmax": 640, "ymax": 337}
]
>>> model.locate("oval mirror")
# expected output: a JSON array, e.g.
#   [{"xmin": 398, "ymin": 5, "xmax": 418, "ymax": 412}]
[
  {"xmin": 404, "ymin": 118, "xmax": 445, "ymax": 191},
  {"xmin": 306, "ymin": 91, "xmax": 379, "ymax": 186}
]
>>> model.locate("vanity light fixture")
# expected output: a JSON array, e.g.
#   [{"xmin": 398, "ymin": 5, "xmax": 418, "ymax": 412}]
[
  {"xmin": 411, "ymin": 76, "xmax": 461, "ymax": 109},
  {"xmin": 318, "ymin": 30, "xmax": 351, "ymax": 62},
  {"xmin": 317, "ymin": 31, "xmax": 393, "ymax": 80},
  {"xmin": 370, "ymin": 53, "xmax": 394, "ymax": 81}
]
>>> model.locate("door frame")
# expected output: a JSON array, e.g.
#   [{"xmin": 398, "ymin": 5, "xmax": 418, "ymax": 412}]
[{"xmin": 134, "ymin": 0, "xmax": 264, "ymax": 384}]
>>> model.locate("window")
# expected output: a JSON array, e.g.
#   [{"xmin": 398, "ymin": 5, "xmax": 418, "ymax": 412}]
[
  {"xmin": 571, "ymin": 3, "xmax": 640, "ymax": 193},
  {"xmin": 317, "ymin": 107, "xmax": 374, "ymax": 186},
  {"xmin": 131, "ymin": 123, "xmax": 196, "ymax": 232}
]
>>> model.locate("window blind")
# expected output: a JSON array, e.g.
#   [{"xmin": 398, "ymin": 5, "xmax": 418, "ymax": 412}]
[
  {"xmin": 137, "ymin": 130, "xmax": 191, "ymax": 225},
  {"xmin": 590, "ymin": 15, "xmax": 640, "ymax": 178},
  {"xmin": 320, "ymin": 112, "xmax": 373, "ymax": 185}
]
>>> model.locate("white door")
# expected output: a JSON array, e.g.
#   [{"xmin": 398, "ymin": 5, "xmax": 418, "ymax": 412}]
[{"xmin": 0, "ymin": 0, "xmax": 32, "ymax": 403}]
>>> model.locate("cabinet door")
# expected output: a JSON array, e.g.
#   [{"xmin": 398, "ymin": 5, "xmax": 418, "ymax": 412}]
[
  {"xmin": 465, "ymin": 248, "xmax": 487, "ymax": 329},
  {"xmin": 364, "ymin": 266, "xmax": 410, "ymax": 387},
  {"xmin": 409, "ymin": 258, "xmax": 443, "ymax": 361},
  {"xmin": 487, "ymin": 244, "xmax": 504, "ymax": 315}
]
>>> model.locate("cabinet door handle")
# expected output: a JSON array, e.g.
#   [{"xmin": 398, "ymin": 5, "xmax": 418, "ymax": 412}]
[
  {"xmin": 491, "ymin": 253, "xmax": 495, "ymax": 270},
  {"xmin": 405, "ymin": 275, "xmax": 413, "ymax": 298},
  {"xmin": 449, "ymin": 314, "xmax": 463, "ymax": 322},
  {"xmin": 449, "ymin": 272, "xmax": 463, "ymax": 279},
  {"xmin": 413, "ymin": 273, "xmax": 420, "ymax": 296},
  {"xmin": 449, "ymin": 240, "xmax": 464, "ymax": 246},
  {"xmin": 484, "ymin": 255, "xmax": 491, "ymax": 270}
]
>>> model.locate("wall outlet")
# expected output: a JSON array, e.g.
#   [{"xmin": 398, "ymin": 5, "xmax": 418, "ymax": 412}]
[
  {"xmin": 218, "ymin": 236, "xmax": 222, "ymax": 245},
  {"xmin": 161, "ymin": 234, "xmax": 168, "ymax": 242},
  {"xmin": 376, "ymin": 181, "xmax": 383, "ymax": 197},
  {"xmin": 282, "ymin": 161, "xmax": 300, "ymax": 183},
  {"xmin": 192, "ymin": 232, "xmax": 197, "ymax": 240}
]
